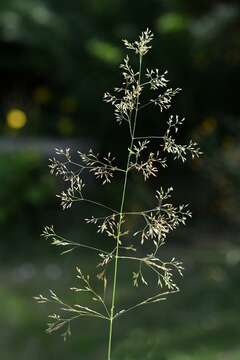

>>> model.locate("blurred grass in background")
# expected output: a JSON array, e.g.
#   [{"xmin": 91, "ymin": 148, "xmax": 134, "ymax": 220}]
[
  {"xmin": 1, "ymin": 245, "xmax": 240, "ymax": 359},
  {"xmin": 0, "ymin": 0, "xmax": 240, "ymax": 358}
]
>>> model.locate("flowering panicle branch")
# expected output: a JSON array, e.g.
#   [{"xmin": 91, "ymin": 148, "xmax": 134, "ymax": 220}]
[
  {"xmin": 123, "ymin": 28, "xmax": 154, "ymax": 56},
  {"xmin": 85, "ymin": 214, "xmax": 127, "ymax": 240},
  {"xmin": 146, "ymin": 68, "xmax": 169, "ymax": 90},
  {"xmin": 151, "ymin": 87, "xmax": 182, "ymax": 111},
  {"xmin": 35, "ymin": 29, "xmax": 202, "ymax": 360},
  {"xmin": 78, "ymin": 149, "xmax": 124, "ymax": 184},
  {"xmin": 129, "ymin": 140, "xmax": 167, "ymax": 180},
  {"xmin": 132, "ymin": 188, "xmax": 191, "ymax": 249}
]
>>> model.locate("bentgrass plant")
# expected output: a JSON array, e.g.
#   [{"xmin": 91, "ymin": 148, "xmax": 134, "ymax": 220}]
[{"xmin": 35, "ymin": 29, "xmax": 201, "ymax": 359}]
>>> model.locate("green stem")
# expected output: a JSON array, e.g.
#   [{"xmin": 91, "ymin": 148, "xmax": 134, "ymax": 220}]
[{"xmin": 107, "ymin": 55, "xmax": 143, "ymax": 360}]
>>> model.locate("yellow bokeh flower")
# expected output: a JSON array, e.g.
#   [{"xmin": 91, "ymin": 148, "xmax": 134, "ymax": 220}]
[{"xmin": 6, "ymin": 109, "xmax": 27, "ymax": 129}]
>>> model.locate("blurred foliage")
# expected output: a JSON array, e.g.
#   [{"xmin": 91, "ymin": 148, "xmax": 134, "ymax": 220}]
[
  {"xmin": 0, "ymin": 0, "xmax": 239, "ymax": 222},
  {"xmin": 0, "ymin": 152, "xmax": 56, "ymax": 251},
  {"xmin": 0, "ymin": 0, "xmax": 239, "ymax": 136},
  {"xmin": 1, "ymin": 245, "xmax": 240, "ymax": 359}
]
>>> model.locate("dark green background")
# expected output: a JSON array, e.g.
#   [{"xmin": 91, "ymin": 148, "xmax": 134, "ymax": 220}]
[{"xmin": 0, "ymin": 0, "xmax": 239, "ymax": 359}]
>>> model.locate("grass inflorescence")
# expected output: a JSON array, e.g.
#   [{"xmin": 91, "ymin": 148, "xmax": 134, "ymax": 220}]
[{"xmin": 34, "ymin": 29, "xmax": 201, "ymax": 359}]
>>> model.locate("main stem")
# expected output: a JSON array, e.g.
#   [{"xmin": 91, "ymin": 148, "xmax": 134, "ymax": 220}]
[{"xmin": 107, "ymin": 55, "xmax": 142, "ymax": 360}]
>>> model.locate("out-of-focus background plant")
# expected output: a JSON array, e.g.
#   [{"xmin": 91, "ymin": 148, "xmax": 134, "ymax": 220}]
[{"xmin": 0, "ymin": 1, "xmax": 240, "ymax": 359}]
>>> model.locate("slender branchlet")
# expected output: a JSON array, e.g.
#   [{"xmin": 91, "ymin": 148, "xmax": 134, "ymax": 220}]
[{"xmin": 35, "ymin": 29, "xmax": 202, "ymax": 359}]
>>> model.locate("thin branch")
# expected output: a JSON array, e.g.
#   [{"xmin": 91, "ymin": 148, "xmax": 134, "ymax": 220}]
[
  {"xmin": 138, "ymin": 101, "xmax": 153, "ymax": 111},
  {"xmin": 114, "ymin": 289, "xmax": 179, "ymax": 319},
  {"xmin": 134, "ymin": 135, "xmax": 163, "ymax": 141},
  {"xmin": 53, "ymin": 234, "xmax": 110, "ymax": 255},
  {"xmin": 77, "ymin": 198, "xmax": 118, "ymax": 214},
  {"xmin": 117, "ymin": 256, "xmax": 166, "ymax": 272},
  {"xmin": 49, "ymin": 292, "xmax": 108, "ymax": 320},
  {"xmin": 69, "ymin": 159, "xmax": 125, "ymax": 174}
]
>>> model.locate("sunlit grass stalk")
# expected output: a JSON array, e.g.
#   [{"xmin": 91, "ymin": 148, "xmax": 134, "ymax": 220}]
[{"xmin": 107, "ymin": 55, "xmax": 143, "ymax": 360}]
